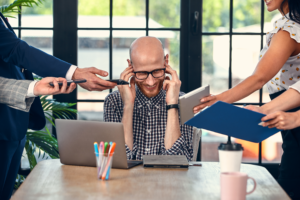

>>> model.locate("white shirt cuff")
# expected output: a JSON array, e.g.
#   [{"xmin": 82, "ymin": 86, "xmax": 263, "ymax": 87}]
[
  {"xmin": 289, "ymin": 81, "xmax": 300, "ymax": 94},
  {"xmin": 66, "ymin": 65, "xmax": 78, "ymax": 80},
  {"xmin": 26, "ymin": 80, "xmax": 38, "ymax": 98}
]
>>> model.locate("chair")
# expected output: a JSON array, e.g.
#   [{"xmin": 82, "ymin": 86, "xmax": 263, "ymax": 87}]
[{"xmin": 192, "ymin": 127, "xmax": 202, "ymax": 161}]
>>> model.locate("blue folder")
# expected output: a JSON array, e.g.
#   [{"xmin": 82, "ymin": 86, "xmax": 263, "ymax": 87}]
[{"xmin": 185, "ymin": 101, "xmax": 281, "ymax": 143}]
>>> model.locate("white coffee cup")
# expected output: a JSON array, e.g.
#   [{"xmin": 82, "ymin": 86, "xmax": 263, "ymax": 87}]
[{"xmin": 218, "ymin": 142, "xmax": 243, "ymax": 173}]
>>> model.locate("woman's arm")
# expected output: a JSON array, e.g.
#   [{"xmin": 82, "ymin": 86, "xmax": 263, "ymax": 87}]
[
  {"xmin": 194, "ymin": 30, "xmax": 298, "ymax": 112},
  {"xmin": 261, "ymin": 88, "xmax": 300, "ymax": 114}
]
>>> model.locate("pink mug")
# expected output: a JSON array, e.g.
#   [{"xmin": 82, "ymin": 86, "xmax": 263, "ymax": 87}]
[{"xmin": 221, "ymin": 172, "xmax": 256, "ymax": 200}]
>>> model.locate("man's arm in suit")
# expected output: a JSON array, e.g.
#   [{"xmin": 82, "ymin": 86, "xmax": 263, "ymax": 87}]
[
  {"xmin": 0, "ymin": 17, "xmax": 117, "ymax": 91},
  {"xmin": 0, "ymin": 19, "xmax": 71, "ymax": 78},
  {"xmin": 0, "ymin": 77, "xmax": 35, "ymax": 112},
  {"xmin": 0, "ymin": 76, "xmax": 77, "ymax": 112}
]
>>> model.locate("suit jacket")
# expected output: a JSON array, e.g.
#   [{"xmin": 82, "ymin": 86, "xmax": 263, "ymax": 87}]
[
  {"xmin": 0, "ymin": 76, "xmax": 35, "ymax": 112},
  {"xmin": 0, "ymin": 12, "xmax": 72, "ymax": 141}
]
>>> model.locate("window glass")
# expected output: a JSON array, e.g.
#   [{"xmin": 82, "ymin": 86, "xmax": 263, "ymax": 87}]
[
  {"xmin": 232, "ymin": 35, "xmax": 261, "ymax": 103},
  {"xmin": 22, "ymin": 0, "xmax": 53, "ymax": 27},
  {"xmin": 149, "ymin": 0, "xmax": 180, "ymax": 28},
  {"xmin": 113, "ymin": 0, "xmax": 145, "ymax": 28},
  {"xmin": 78, "ymin": 0, "xmax": 109, "ymax": 28},
  {"xmin": 78, "ymin": 103, "xmax": 105, "ymax": 121},
  {"xmin": 233, "ymin": 0, "xmax": 261, "ymax": 33},
  {"xmin": 202, "ymin": 35, "xmax": 230, "ymax": 94},
  {"xmin": 202, "ymin": 0, "xmax": 230, "ymax": 32},
  {"xmin": 77, "ymin": 30, "xmax": 110, "ymax": 100}
]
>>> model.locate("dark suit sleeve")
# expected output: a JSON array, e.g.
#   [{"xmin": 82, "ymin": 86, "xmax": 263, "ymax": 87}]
[{"xmin": 0, "ymin": 19, "xmax": 71, "ymax": 78}]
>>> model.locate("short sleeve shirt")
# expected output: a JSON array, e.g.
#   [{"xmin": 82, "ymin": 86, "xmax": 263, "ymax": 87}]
[{"xmin": 260, "ymin": 15, "xmax": 300, "ymax": 94}]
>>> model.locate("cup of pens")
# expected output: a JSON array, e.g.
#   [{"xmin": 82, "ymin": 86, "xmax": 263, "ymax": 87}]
[{"xmin": 94, "ymin": 141, "xmax": 116, "ymax": 180}]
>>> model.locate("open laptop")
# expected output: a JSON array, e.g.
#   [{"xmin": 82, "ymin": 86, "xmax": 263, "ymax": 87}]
[{"xmin": 55, "ymin": 119, "xmax": 142, "ymax": 169}]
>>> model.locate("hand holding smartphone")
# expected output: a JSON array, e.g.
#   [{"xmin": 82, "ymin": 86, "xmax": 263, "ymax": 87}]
[{"xmin": 49, "ymin": 79, "xmax": 87, "ymax": 87}]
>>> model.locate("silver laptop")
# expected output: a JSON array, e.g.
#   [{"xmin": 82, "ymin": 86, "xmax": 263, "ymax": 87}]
[{"xmin": 55, "ymin": 119, "xmax": 142, "ymax": 169}]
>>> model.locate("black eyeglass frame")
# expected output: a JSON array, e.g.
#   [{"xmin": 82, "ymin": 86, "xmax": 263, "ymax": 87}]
[{"xmin": 133, "ymin": 68, "xmax": 166, "ymax": 80}]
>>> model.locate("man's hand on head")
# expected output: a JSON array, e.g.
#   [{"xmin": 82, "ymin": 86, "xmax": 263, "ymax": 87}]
[
  {"xmin": 72, "ymin": 67, "xmax": 117, "ymax": 91},
  {"xmin": 163, "ymin": 63, "xmax": 181, "ymax": 105},
  {"xmin": 117, "ymin": 60, "xmax": 136, "ymax": 106}
]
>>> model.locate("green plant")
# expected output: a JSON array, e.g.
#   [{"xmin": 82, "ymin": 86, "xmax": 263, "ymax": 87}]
[
  {"xmin": 25, "ymin": 95, "xmax": 77, "ymax": 170},
  {"xmin": 0, "ymin": 0, "xmax": 45, "ymax": 18},
  {"xmin": 15, "ymin": 95, "xmax": 77, "ymax": 189}
]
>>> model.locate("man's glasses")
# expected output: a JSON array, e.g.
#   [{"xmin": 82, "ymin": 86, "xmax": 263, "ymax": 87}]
[{"xmin": 133, "ymin": 68, "xmax": 166, "ymax": 80}]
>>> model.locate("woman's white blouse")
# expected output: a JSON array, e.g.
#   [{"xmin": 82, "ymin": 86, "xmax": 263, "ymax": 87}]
[{"xmin": 260, "ymin": 15, "xmax": 300, "ymax": 94}]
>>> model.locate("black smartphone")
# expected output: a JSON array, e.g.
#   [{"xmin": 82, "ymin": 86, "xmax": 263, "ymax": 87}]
[
  {"xmin": 107, "ymin": 79, "xmax": 129, "ymax": 85},
  {"xmin": 49, "ymin": 79, "xmax": 87, "ymax": 87}
]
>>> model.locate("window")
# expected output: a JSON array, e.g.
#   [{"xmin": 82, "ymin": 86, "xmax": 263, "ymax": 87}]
[{"xmin": 48, "ymin": 0, "xmax": 282, "ymax": 166}]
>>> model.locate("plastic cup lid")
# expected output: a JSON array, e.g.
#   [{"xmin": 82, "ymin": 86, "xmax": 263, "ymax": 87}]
[{"xmin": 218, "ymin": 142, "xmax": 243, "ymax": 151}]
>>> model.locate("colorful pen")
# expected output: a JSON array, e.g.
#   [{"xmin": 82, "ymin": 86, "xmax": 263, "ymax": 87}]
[
  {"xmin": 102, "ymin": 142, "xmax": 116, "ymax": 180},
  {"xmin": 98, "ymin": 142, "xmax": 104, "ymax": 175},
  {"xmin": 99, "ymin": 142, "xmax": 109, "ymax": 179},
  {"xmin": 104, "ymin": 142, "xmax": 108, "ymax": 154},
  {"xmin": 94, "ymin": 142, "xmax": 100, "ymax": 170},
  {"xmin": 94, "ymin": 142, "xmax": 99, "ymax": 154},
  {"xmin": 99, "ymin": 142, "xmax": 104, "ymax": 154}
]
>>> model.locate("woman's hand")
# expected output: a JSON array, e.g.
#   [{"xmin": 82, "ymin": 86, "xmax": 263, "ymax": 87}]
[
  {"xmin": 244, "ymin": 105, "xmax": 265, "ymax": 114},
  {"xmin": 193, "ymin": 94, "xmax": 217, "ymax": 113},
  {"xmin": 261, "ymin": 111, "xmax": 300, "ymax": 130}
]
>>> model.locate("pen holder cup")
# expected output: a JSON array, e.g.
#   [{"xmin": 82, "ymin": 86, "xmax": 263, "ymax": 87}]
[{"xmin": 95, "ymin": 152, "xmax": 114, "ymax": 180}]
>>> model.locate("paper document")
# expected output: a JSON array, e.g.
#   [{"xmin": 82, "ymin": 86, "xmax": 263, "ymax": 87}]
[{"xmin": 184, "ymin": 101, "xmax": 281, "ymax": 143}]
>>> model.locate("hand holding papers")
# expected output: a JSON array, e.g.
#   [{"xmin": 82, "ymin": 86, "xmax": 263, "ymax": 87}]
[{"xmin": 185, "ymin": 101, "xmax": 281, "ymax": 143}]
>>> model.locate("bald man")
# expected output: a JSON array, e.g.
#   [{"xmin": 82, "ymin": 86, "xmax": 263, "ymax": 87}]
[{"xmin": 104, "ymin": 36, "xmax": 194, "ymax": 161}]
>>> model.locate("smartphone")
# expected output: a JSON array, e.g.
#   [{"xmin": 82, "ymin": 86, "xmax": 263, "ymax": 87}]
[
  {"xmin": 107, "ymin": 79, "xmax": 129, "ymax": 85},
  {"xmin": 49, "ymin": 79, "xmax": 86, "ymax": 87}
]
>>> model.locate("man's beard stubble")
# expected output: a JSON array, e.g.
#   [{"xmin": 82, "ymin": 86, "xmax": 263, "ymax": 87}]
[{"xmin": 136, "ymin": 78, "xmax": 164, "ymax": 98}]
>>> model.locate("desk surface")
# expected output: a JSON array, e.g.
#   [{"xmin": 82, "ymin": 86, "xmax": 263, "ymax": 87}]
[{"xmin": 12, "ymin": 159, "xmax": 290, "ymax": 200}]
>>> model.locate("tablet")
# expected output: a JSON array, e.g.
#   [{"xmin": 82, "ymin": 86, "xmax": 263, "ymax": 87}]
[{"xmin": 179, "ymin": 85, "xmax": 210, "ymax": 125}]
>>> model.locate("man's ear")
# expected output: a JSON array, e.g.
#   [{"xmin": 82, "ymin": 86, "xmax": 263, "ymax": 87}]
[
  {"xmin": 127, "ymin": 59, "xmax": 132, "ymax": 67},
  {"xmin": 165, "ymin": 54, "xmax": 169, "ymax": 64}
]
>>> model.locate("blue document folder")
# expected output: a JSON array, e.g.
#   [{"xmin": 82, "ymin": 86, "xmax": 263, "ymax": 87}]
[{"xmin": 185, "ymin": 101, "xmax": 281, "ymax": 143}]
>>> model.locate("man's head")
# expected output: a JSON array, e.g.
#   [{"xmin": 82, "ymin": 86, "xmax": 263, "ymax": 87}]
[{"xmin": 128, "ymin": 36, "xmax": 168, "ymax": 98}]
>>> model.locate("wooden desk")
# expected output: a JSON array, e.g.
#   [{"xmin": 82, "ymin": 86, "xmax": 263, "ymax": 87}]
[{"xmin": 12, "ymin": 159, "xmax": 290, "ymax": 200}]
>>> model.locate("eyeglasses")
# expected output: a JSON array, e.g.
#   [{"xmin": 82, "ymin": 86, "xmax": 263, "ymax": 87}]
[{"xmin": 133, "ymin": 68, "xmax": 166, "ymax": 80}]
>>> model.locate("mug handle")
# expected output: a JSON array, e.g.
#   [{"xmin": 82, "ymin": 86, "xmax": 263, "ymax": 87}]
[{"xmin": 246, "ymin": 177, "xmax": 257, "ymax": 195}]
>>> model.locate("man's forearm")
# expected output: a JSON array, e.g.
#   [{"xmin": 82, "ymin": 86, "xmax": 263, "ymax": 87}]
[
  {"xmin": 165, "ymin": 108, "xmax": 181, "ymax": 149},
  {"xmin": 261, "ymin": 88, "xmax": 300, "ymax": 114},
  {"xmin": 122, "ymin": 104, "xmax": 134, "ymax": 150}
]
